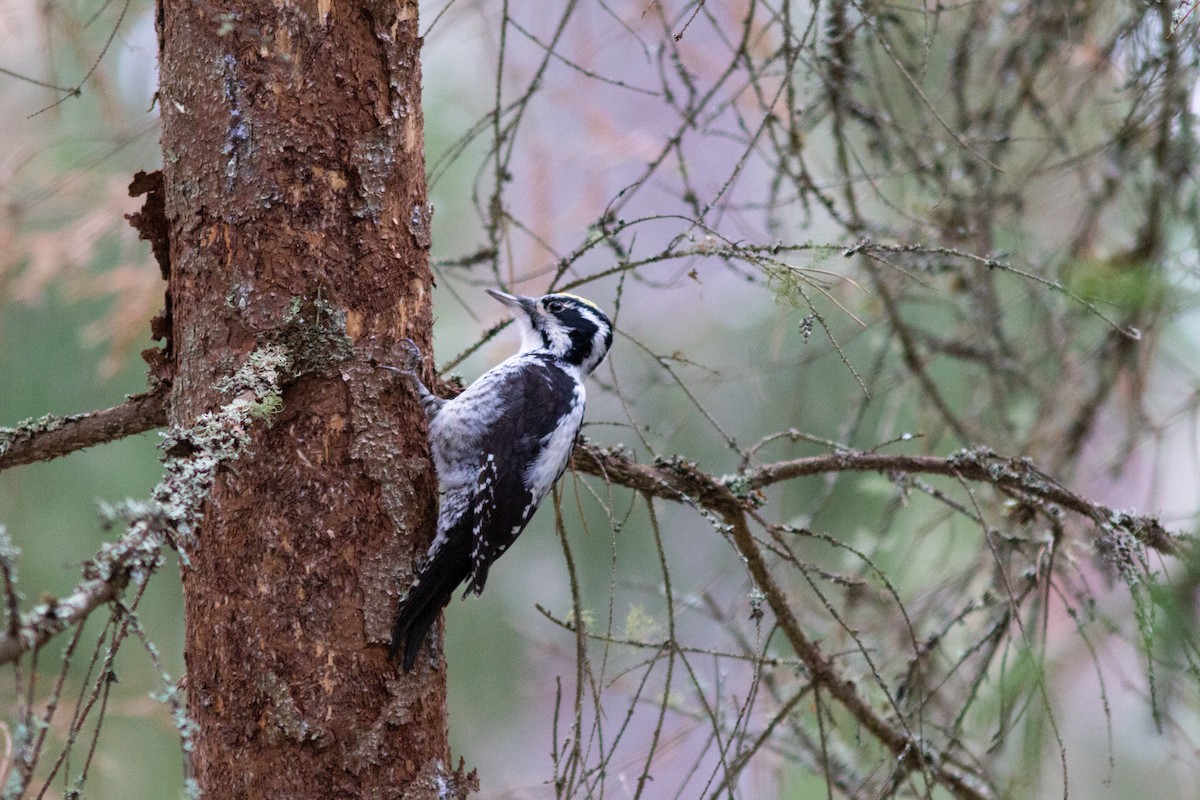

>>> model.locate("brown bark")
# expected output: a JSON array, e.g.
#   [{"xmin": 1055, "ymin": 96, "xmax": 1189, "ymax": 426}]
[{"xmin": 156, "ymin": 1, "xmax": 457, "ymax": 797}]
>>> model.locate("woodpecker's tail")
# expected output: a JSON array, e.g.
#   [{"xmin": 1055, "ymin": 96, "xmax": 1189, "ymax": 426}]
[{"xmin": 390, "ymin": 536, "xmax": 471, "ymax": 672}]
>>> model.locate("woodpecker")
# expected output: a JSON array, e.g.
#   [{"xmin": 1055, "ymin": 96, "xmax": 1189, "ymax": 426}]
[{"xmin": 388, "ymin": 289, "xmax": 613, "ymax": 671}]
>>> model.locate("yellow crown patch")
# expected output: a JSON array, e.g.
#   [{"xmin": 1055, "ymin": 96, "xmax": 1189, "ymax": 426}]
[{"xmin": 553, "ymin": 293, "xmax": 600, "ymax": 311}]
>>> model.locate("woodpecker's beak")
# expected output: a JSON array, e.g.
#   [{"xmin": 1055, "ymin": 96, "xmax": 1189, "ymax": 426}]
[{"xmin": 486, "ymin": 288, "xmax": 538, "ymax": 317}]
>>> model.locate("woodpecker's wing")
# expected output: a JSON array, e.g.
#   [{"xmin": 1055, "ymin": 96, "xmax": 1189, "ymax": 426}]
[{"xmin": 463, "ymin": 357, "xmax": 584, "ymax": 594}]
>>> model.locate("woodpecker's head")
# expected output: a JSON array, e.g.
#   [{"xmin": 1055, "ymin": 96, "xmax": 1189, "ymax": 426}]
[{"xmin": 487, "ymin": 289, "xmax": 613, "ymax": 375}]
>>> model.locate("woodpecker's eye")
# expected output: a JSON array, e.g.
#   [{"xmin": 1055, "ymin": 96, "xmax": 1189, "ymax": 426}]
[{"xmin": 545, "ymin": 299, "xmax": 565, "ymax": 314}]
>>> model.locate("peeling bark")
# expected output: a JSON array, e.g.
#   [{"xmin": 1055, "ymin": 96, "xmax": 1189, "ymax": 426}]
[{"xmin": 156, "ymin": 0, "xmax": 453, "ymax": 796}]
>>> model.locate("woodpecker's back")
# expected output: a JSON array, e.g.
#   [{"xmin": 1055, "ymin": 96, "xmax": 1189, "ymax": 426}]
[{"xmin": 391, "ymin": 290, "xmax": 613, "ymax": 671}]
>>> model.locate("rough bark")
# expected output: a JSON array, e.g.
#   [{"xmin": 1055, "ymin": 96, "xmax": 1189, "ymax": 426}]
[{"xmin": 156, "ymin": 1, "xmax": 457, "ymax": 796}]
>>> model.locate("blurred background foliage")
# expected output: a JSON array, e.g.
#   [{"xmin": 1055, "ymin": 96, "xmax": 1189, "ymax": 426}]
[{"xmin": 2, "ymin": 1, "xmax": 1200, "ymax": 798}]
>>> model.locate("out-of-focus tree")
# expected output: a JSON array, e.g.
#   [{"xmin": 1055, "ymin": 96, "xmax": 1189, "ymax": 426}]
[{"xmin": 1, "ymin": 1, "xmax": 1199, "ymax": 799}]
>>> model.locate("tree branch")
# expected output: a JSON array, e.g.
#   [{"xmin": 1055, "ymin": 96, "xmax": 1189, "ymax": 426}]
[
  {"xmin": 0, "ymin": 520, "xmax": 156, "ymax": 665},
  {"xmin": 0, "ymin": 345, "xmax": 291, "ymax": 666},
  {"xmin": 571, "ymin": 441, "xmax": 1179, "ymax": 555},
  {"xmin": 570, "ymin": 439, "xmax": 998, "ymax": 800},
  {"xmin": 0, "ymin": 390, "xmax": 169, "ymax": 472},
  {"xmin": 567, "ymin": 438, "xmax": 1184, "ymax": 799},
  {"xmin": 744, "ymin": 447, "xmax": 1178, "ymax": 554},
  {"xmin": 721, "ymin": 508, "xmax": 993, "ymax": 800}
]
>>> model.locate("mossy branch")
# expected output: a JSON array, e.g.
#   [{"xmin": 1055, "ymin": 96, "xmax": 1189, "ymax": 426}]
[
  {"xmin": 0, "ymin": 345, "xmax": 292, "ymax": 666},
  {"xmin": 0, "ymin": 390, "xmax": 169, "ymax": 473},
  {"xmin": 571, "ymin": 441, "xmax": 1179, "ymax": 556}
]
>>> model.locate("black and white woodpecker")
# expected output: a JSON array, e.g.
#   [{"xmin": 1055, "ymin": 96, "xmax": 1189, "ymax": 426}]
[{"xmin": 388, "ymin": 289, "xmax": 613, "ymax": 671}]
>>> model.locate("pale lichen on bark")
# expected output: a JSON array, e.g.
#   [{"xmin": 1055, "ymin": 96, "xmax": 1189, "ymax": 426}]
[{"xmin": 0, "ymin": 340, "xmax": 300, "ymax": 666}]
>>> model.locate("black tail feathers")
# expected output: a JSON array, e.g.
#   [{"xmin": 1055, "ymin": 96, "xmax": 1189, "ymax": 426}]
[
  {"xmin": 391, "ymin": 600, "xmax": 440, "ymax": 673},
  {"xmin": 390, "ymin": 539, "xmax": 471, "ymax": 672}
]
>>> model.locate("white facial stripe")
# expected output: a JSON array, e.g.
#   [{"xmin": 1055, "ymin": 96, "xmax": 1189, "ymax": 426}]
[
  {"xmin": 540, "ymin": 313, "xmax": 572, "ymax": 356},
  {"xmin": 549, "ymin": 323, "xmax": 571, "ymax": 354},
  {"xmin": 509, "ymin": 294, "xmax": 612, "ymax": 369},
  {"xmin": 576, "ymin": 305, "xmax": 610, "ymax": 372},
  {"xmin": 575, "ymin": 305, "xmax": 603, "ymax": 328}
]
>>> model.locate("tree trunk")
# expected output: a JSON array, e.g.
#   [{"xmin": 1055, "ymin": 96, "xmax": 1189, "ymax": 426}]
[{"xmin": 156, "ymin": 1, "xmax": 455, "ymax": 796}]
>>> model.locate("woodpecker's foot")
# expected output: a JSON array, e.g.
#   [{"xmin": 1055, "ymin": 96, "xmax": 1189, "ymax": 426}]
[
  {"xmin": 379, "ymin": 339, "xmax": 444, "ymax": 420},
  {"xmin": 397, "ymin": 337, "xmax": 423, "ymax": 373},
  {"xmin": 376, "ymin": 363, "xmax": 414, "ymax": 379},
  {"xmin": 377, "ymin": 338, "xmax": 423, "ymax": 379}
]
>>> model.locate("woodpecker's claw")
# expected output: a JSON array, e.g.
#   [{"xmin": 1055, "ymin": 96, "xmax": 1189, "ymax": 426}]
[
  {"xmin": 377, "ymin": 338, "xmax": 423, "ymax": 378},
  {"xmin": 397, "ymin": 337, "xmax": 423, "ymax": 371},
  {"xmin": 377, "ymin": 363, "xmax": 414, "ymax": 378},
  {"xmin": 379, "ymin": 338, "xmax": 444, "ymax": 421}
]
